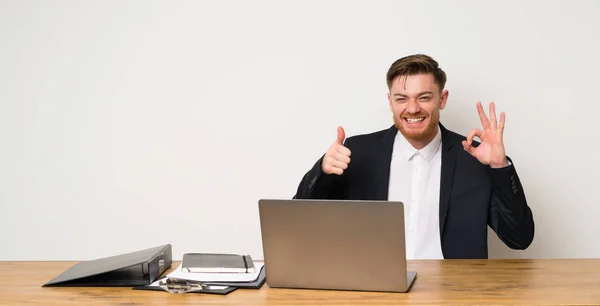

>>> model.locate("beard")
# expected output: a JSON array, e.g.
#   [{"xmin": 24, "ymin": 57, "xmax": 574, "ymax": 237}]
[{"xmin": 393, "ymin": 110, "xmax": 439, "ymax": 142}]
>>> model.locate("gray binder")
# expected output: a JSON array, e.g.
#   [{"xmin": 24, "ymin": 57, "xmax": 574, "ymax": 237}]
[{"xmin": 42, "ymin": 244, "xmax": 172, "ymax": 287}]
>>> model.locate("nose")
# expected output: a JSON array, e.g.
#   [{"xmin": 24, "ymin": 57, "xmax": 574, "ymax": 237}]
[{"xmin": 406, "ymin": 99, "xmax": 420, "ymax": 114}]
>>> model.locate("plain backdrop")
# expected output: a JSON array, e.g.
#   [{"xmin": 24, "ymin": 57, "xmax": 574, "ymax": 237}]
[{"xmin": 1, "ymin": 0, "xmax": 599, "ymax": 261}]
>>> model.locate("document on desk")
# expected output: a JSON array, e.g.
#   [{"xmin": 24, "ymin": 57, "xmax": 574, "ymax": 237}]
[
  {"xmin": 149, "ymin": 278, "xmax": 229, "ymax": 290},
  {"xmin": 167, "ymin": 262, "xmax": 265, "ymax": 283},
  {"xmin": 133, "ymin": 277, "xmax": 236, "ymax": 294}
]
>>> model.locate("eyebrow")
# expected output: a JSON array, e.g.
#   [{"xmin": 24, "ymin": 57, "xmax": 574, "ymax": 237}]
[{"xmin": 393, "ymin": 91, "xmax": 434, "ymax": 97}]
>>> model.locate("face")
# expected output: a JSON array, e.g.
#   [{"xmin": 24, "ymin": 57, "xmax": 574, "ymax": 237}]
[{"xmin": 387, "ymin": 73, "xmax": 448, "ymax": 145}]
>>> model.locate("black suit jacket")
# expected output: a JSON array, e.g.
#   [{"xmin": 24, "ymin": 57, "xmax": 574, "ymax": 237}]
[{"xmin": 293, "ymin": 123, "xmax": 534, "ymax": 259}]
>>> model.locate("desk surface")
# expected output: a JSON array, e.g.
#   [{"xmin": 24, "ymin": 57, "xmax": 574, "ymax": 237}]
[{"xmin": 1, "ymin": 259, "xmax": 599, "ymax": 305}]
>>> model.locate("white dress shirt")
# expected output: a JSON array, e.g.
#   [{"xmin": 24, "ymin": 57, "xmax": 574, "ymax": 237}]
[{"xmin": 388, "ymin": 126, "xmax": 444, "ymax": 260}]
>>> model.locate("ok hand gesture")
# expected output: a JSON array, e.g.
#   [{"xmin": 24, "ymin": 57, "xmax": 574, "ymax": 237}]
[{"xmin": 462, "ymin": 102, "xmax": 509, "ymax": 168}]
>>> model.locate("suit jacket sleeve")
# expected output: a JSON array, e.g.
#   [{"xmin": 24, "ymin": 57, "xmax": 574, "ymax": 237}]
[
  {"xmin": 292, "ymin": 139, "xmax": 349, "ymax": 200},
  {"xmin": 292, "ymin": 156, "xmax": 343, "ymax": 199},
  {"xmin": 487, "ymin": 157, "xmax": 535, "ymax": 249}
]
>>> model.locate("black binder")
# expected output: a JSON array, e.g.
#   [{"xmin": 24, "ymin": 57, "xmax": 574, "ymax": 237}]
[{"xmin": 42, "ymin": 244, "xmax": 172, "ymax": 287}]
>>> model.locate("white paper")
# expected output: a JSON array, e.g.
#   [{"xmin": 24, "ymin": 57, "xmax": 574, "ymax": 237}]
[{"xmin": 166, "ymin": 262, "xmax": 264, "ymax": 282}]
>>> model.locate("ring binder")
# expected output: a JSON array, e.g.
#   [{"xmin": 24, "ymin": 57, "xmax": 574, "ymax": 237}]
[{"xmin": 42, "ymin": 244, "xmax": 172, "ymax": 287}]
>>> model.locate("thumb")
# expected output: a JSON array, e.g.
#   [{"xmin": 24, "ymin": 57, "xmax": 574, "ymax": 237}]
[{"xmin": 336, "ymin": 126, "xmax": 346, "ymax": 144}]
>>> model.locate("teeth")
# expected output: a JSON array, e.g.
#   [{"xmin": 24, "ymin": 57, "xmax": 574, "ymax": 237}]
[{"xmin": 406, "ymin": 117, "xmax": 425, "ymax": 123}]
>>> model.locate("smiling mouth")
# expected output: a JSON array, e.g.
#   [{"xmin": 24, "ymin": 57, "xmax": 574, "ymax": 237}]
[{"xmin": 404, "ymin": 117, "xmax": 426, "ymax": 123}]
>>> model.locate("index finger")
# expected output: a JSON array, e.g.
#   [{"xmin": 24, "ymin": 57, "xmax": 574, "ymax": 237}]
[
  {"xmin": 336, "ymin": 145, "xmax": 352, "ymax": 157},
  {"xmin": 476, "ymin": 101, "xmax": 490, "ymax": 129}
]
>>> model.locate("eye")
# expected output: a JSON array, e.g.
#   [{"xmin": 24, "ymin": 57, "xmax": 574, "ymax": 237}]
[{"xmin": 419, "ymin": 96, "xmax": 431, "ymax": 101}]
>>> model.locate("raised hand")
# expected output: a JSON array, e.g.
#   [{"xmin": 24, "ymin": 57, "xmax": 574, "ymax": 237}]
[
  {"xmin": 321, "ymin": 126, "xmax": 352, "ymax": 175},
  {"xmin": 462, "ymin": 102, "xmax": 509, "ymax": 168}
]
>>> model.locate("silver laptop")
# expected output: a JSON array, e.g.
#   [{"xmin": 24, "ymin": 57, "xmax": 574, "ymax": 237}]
[{"xmin": 258, "ymin": 199, "xmax": 417, "ymax": 292}]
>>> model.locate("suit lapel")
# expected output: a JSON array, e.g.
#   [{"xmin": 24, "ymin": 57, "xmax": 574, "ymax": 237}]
[
  {"xmin": 439, "ymin": 124, "xmax": 457, "ymax": 237},
  {"xmin": 375, "ymin": 125, "xmax": 397, "ymax": 200}
]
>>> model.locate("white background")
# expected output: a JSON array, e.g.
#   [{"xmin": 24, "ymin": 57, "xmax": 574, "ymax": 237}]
[{"xmin": 1, "ymin": 0, "xmax": 599, "ymax": 260}]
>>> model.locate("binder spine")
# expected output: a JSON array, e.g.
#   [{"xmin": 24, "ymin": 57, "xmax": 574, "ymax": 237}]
[{"xmin": 147, "ymin": 245, "xmax": 172, "ymax": 282}]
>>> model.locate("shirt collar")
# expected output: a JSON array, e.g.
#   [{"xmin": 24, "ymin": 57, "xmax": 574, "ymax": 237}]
[{"xmin": 394, "ymin": 125, "xmax": 442, "ymax": 163}]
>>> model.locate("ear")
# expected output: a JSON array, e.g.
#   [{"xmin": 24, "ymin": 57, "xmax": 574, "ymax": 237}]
[
  {"xmin": 439, "ymin": 90, "xmax": 449, "ymax": 110},
  {"xmin": 387, "ymin": 92, "xmax": 393, "ymax": 112}
]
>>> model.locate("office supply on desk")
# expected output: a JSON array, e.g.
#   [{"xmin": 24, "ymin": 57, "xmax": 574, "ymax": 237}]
[
  {"xmin": 133, "ymin": 261, "xmax": 266, "ymax": 294},
  {"xmin": 182, "ymin": 253, "xmax": 255, "ymax": 273},
  {"xmin": 133, "ymin": 276, "xmax": 238, "ymax": 294},
  {"xmin": 42, "ymin": 244, "xmax": 172, "ymax": 287},
  {"xmin": 168, "ymin": 261, "xmax": 265, "ymax": 284},
  {"xmin": 258, "ymin": 199, "xmax": 416, "ymax": 293}
]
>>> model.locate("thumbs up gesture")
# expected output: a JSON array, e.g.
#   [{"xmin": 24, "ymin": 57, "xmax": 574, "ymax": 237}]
[{"xmin": 321, "ymin": 126, "xmax": 352, "ymax": 175}]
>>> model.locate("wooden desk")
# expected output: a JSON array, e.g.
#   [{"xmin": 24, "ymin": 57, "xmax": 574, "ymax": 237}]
[{"xmin": 1, "ymin": 259, "xmax": 599, "ymax": 305}]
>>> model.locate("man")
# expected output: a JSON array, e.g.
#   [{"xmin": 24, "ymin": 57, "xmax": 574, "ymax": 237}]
[{"xmin": 293, "ymin": 54, "xmax": 534, "ymax": 259}]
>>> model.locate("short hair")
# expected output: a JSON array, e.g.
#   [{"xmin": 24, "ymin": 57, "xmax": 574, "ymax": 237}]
[{"xmin": 386, "ymin": 54, "xmax": 447, "ymax": 91}]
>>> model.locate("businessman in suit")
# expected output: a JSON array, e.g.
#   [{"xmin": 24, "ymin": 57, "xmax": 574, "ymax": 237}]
[{"xmin": 293, "ymin": 54, "xmax": 534, "ymax": 259}]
